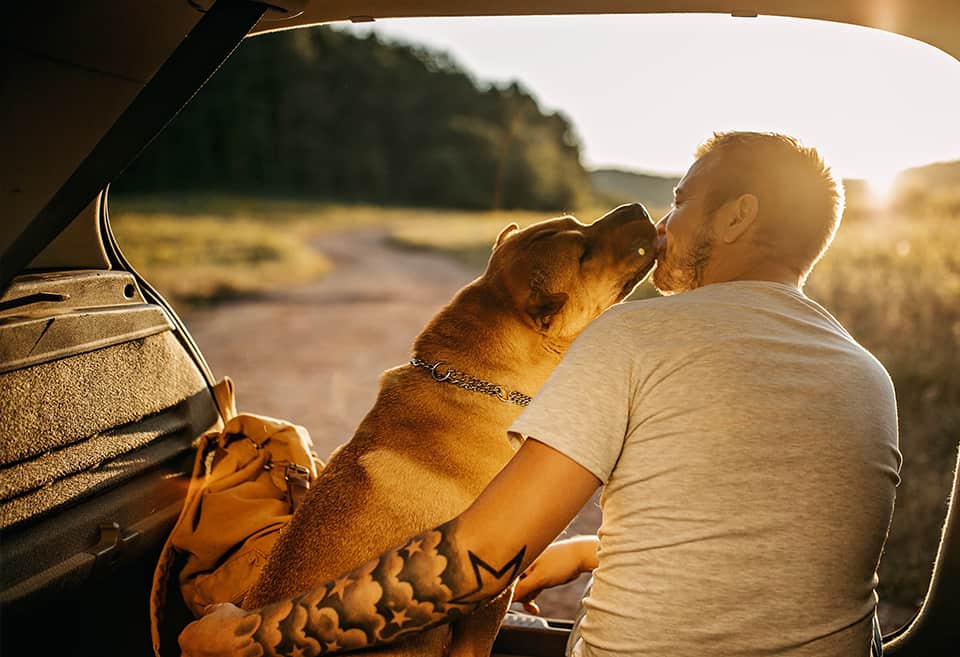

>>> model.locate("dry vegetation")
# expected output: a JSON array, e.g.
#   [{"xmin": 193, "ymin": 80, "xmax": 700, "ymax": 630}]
[
  {"xmin": 110, "ymin": 196, "xmax": 334, "ymax": 305},
  {"xmin": 806, "ymin": 209, "xmax": 959, "ymax": 611},
  {"xmin": 110, "ymin": 195, "xmax": 558, "ymax": 304},
  {"xmin": 110, "ymin": 191, "xmax": 958, "ymax": 615}
]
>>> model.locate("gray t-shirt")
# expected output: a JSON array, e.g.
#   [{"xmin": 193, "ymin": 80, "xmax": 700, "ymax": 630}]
[{"xmin": 510, "ymin": 280, "xmax": 901, "ymax": 657}]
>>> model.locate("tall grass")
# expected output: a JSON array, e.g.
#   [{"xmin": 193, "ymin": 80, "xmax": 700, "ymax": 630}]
[
  {"xmin": 805, "ymin": 211, "xmax": 960, "ymax": 611},
  {"xmin": 110, "ymin": 196, "xmax": 335, "ymax": 306}
]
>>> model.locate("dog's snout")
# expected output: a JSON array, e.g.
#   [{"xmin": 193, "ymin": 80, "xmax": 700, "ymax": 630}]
[
  {"xmin": 616, "ymin": 202, "xmax": 651, "ymax": 223},
  {"xmin": 632, "ymin": 202, "xmax": 652, "ymax": 222},
  {"xmin": 590, "ymin": 203, "xmax": 657, "ymax": 252},
  {"xmin": 597, "ymin": 203, "xmax": 654, "ymax": 231}
]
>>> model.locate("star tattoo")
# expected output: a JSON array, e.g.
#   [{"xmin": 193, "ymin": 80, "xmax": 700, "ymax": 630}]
[
  {"xmin": 403, "ymin": 538, "xmax": 423, "ymax": 557},
  {"xmin": 327, "ymin": 577, "xmax": 350, "ymax": 600},
  {"xmin": 448, "ymin": 548, "xmax": 526, "ymax": 605},
  {"xmin": 390, "ymin": 608, "xmax": 411, "ymax": 627}
]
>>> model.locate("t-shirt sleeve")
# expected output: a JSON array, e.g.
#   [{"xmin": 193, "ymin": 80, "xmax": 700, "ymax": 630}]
[{"xmin": 509, "ymin": 310, "xmax": 634, "ymax": 483}]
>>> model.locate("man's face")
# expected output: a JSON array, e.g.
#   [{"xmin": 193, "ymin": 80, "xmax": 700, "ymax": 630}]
[{"xmin": 653, "ymin": 157, "xmax": 719, "ymax": 295}]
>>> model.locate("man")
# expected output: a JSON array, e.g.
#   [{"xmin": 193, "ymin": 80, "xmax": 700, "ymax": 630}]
[{"xmin": 179, "ymin": 132, "xmax": 901, "ymax": 657}]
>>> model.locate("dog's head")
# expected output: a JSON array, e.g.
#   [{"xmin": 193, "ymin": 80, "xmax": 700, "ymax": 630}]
[{"xmin": 486, "ymin": 203, "xmax": 658, "ymax": 345}]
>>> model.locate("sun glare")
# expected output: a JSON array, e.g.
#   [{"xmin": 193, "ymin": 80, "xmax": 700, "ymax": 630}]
[{"xmin": 865, "ymin": 169, "xmax": 900, "ymax": 206}]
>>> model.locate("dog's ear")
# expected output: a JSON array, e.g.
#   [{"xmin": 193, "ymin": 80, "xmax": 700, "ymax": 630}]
[
  {"xmin": 493, "ymin": 223, "xmax": 520, "ymax": 251},
  {"xmin": 525, "ymin": 289, "xmax": 568, "ymax": 332}
]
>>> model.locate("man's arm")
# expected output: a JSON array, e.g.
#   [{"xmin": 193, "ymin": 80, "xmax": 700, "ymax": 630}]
[{"xmin": 178, "ymin": 438, "xmax": 601, "ymax": 657}]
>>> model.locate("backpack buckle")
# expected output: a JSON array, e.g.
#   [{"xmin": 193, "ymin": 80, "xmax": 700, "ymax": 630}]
[
  {"xmin": 284, "ymin": 463, "xmax": 310, "ymax": 482},
  {"xmin": 284, "ymin": 463, "xmax": 311, "ymax": 511}
]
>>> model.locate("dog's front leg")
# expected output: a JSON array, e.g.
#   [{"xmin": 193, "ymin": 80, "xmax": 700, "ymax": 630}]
[{"xmin": 447, "ymin": 587, "xmax": 513, "ymax": 657}]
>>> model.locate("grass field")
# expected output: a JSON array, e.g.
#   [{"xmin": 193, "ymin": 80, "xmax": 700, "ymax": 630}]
[
  {"xmin": 110, "ymin": 195, "xmax": 561, "ymax": 306},
  {"xmin": 110, "ymin": 193, "xmax": 958, "ymax": 615}
]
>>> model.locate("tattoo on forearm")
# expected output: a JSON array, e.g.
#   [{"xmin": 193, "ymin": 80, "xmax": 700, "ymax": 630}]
[
  {"xmin": 247, "ymin": 520, "xmax": 525, "ymax": 656},
  {"xmin": 449, "ymin": 548, "xmax": 526, "ymax": 604}
]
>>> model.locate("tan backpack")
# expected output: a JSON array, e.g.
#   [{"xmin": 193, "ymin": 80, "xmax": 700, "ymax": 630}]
[{"xmin": 149, "ymin": 378, "xmax": 322, "ymax": 656}]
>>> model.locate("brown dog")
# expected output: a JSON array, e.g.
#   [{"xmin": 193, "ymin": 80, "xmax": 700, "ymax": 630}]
[{"xmin": 243, "ymin": 204, "xmax": 658, "ymax": 656}]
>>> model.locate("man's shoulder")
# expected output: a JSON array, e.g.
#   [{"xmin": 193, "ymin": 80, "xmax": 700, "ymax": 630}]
[
  {"xmin": 842, "ymin": 337, "xmax": 896, "ymax": 394},
  {"xmin": 570, "ymin": 295, "xmax": 708, "ymax": 355},
  {"xmin": 601, "ymin": 290, "xmax": 717, "ymax": 327}
]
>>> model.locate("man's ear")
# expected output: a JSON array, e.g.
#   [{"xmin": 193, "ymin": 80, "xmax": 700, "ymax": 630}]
[
  {"xmin": 494, "ymin": 223, "xmax": 520, "ymax": 251},
  {"xmin": 720, "ymin": 193, "xmax": 759, "ymax": 244},
  {"xmin": 525, "ymin": 289, "xmax": 568, "ymax": 332}
]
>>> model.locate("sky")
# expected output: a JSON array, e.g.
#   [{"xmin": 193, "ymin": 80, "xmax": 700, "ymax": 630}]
[{"xmin": 342, "ymin": 14, "xmax": 960, "ymax": 190}]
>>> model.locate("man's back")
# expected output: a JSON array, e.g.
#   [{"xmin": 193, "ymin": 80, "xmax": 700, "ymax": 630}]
[{"xmin": 512, "ymin": 280, "xmax": 901, "ymax": 657}]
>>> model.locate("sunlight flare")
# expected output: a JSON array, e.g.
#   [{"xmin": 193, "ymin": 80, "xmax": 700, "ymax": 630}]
[{"xmin": 865, "ymin": 168, "xmax": 900, "ymax": 206}]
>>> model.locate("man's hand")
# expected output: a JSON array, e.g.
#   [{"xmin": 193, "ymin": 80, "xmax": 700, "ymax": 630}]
[
  {"xmin": 514, "ymin": 535, "xmax": 599, "ymax": 614},
  {"xmin": 179, "ymin": 603, "xmax": 260, "ymax": 657}
]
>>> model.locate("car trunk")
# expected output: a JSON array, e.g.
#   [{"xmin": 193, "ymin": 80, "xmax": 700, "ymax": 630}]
[{"xmin": 0, "ymin": 190, "xmax": 224, "ymax": 655}]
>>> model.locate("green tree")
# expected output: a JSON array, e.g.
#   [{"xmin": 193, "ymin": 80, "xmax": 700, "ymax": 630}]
[{"xmin": 118, "ymin": 28, "xmax": 593, "ymax": 211}]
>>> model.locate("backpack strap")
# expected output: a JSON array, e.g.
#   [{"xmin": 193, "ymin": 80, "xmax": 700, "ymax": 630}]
[
  {"xmin": 149, "ymin": 377, "xmax": 233, "ymax": 657},
  {"xmin": 210, "ymin": 376, "xmax": 237, "ymax": 423}
]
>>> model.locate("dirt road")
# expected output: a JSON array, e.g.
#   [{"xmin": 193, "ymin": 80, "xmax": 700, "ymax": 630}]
[
  {"xmin": 183, "ymin": 227, "xmax": 596, "ymax": 618},
  {"xmin": 186, "ymin": 228, "xmax": 475, "ymax": 455}
]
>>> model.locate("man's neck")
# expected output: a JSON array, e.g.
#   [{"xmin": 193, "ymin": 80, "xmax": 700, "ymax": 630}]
[{"xmin": 704, "ymin": 259, "xmax": 802, "ymax": 290}]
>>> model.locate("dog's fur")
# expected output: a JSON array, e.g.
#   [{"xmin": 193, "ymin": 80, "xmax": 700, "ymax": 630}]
[{"xmin": 244, "ymin": 204, "xmax": 658, "ymax": 656}]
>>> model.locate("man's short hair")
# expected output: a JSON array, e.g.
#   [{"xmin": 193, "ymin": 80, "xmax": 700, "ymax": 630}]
[{"xmin": 695, "ymin": 131, "xmax": 844, "ymax": 281}]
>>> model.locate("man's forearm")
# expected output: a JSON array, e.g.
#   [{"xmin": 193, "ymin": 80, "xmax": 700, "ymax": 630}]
[{"xmin": 238, "ymin": 519, "xmax": 526, "ymax": 656}]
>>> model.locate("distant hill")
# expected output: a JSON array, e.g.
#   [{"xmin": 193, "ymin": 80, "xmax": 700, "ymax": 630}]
[
  {"xmin": 890, "ymin": 160, "xmax": 960, "ymax": 216},
  {"xmin": 592, "ymin": 166, "xmax": 881, "ymax": 212},
  {"xmin": 894, "ymin": 160, "xmax": 960, "ymax": 190},
  {"xmin": 590, "ymin": 168, "xmax": 679, "ymax": 210},
  {"xmin": 591, "ymin": 160, "xmax": 960, "ymax": 218}
]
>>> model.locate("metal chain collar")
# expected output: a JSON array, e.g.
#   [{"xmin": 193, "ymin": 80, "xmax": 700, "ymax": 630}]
[{"xmin": 409, "ymin": 357, "xmax": 532, "ymax": 407}]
